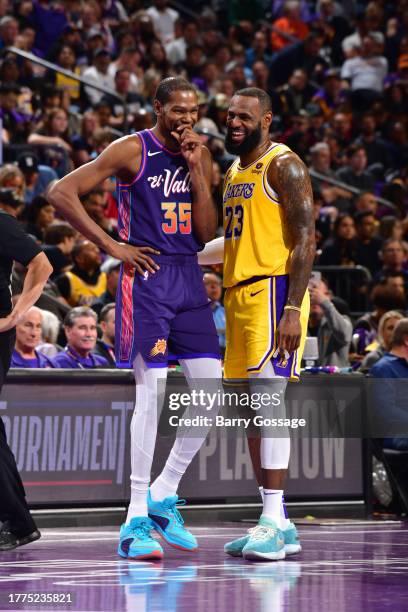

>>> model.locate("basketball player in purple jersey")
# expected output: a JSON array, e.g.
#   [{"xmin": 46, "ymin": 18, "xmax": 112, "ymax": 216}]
[{"xmin": 49, "ymin": 77, "xmax": 222, "ymax": 560}]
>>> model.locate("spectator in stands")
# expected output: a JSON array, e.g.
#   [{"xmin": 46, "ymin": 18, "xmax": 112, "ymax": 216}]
[
  {"xmin": 94, "ymin": 303, "xmax": 116, "ymax": 367},
  {"xmin": 165, "ymin": 19, "xmax": 199, "ymax": 66},
  {"xmin": 379, "ymin": 217, "xmax": 405, "ymax": 242},
  {"xmin": 28, "ymin": 108, "xmax": 73, "ymax": 176},
  {"xmin": 312, "ymin": 69, "xmax": 343, "ymax": 119},
  {"xmin": 271, "ymin": 0, "xmax": 309, "ymax": 52},
  {"xmin": 277, "ymin": 69, "xmax": 316, "ymax": 118},
  {"xmin": 372, "ymin": 240, "xmax": 408, "ymax": 287},
  {"xmin": 370, "ymin": 318, "xmax": 408, "ymax": 451},
  {"xmin": 0, "ymin": 164, "xmax": 25, "ymax": 201},
  {"xmin": 341, "ymin": 33, "xmax": 388, "ymax": 112},
  {"xmin": 83, "ymin": 49, "xmax": 113, "ymax": 106},
  {"xmin": 336, "ymin": 145, "xmax": 375, "ymax": 193},
  {"xmin": 352, "ymin": 192, "xmax": 378, "ymax": 216},
  {"xmin": 36, "ymin": 309, "xmax": 61, "ymax": 358},
  {"xmin": 353, "ymin": 285, "xmax": 407, "ymax": 356},
  {"xmin": 331, "ymin": 111, "xmax": 354, "ymax": 150},
  {"xmin": 101, "ymin": 69, "xmax": 144, "ymax": 127},
  {"xmin": 108, "ymin": 46, "xmax": 142, "ymax": 92},
  {"xmin": 309, "ymin": 142, "xmax": 352, "ymax": 209},
  {"xmin": 71, "ymin": 111, "xmax": 100, "ymax": 167},
  {"xmin": 0, "ymin": 15, "xmax": 19, "ymax": 49},
  {"xmin": 268, "ymin": 29, "xmax": 328, "ymax": 88},
  {"xmin": 43, "ymin": 222, "xmax": 76, "ymax": 279},
  {"xmin": 361, "ymin": 310, "xmax": 404, "ymax": 372},
  {"xmin": 51, "ymin": 306, "xmax": 109, "ymax": 368},
  {"xmin": 17, "ymin": 152, "xmax": 58, "ymax": 205},
  {"xmin": 308, "ymin": 279, "xmax": 353, "ymax": 367},
  {"xmin": 354, "ymin": 211, "xmax": 383, "ymax": 275},
  {"xmin": 24, "ymin": 196, "xmax": 55, "ymax": 242},
  {"xmin": 47, "ymin": 44, "xmax": 81, "ymax": 107},
  {"xmin": 146, "ymin": 0, "xmax": 178, "ymax": 45},
  {"xmin": 92, "ymin": 257, "xmax": 120, "ymax": 317},
  {"xmin": 55, "ymin": 240, "xmax": 107, "ymax": 307},
  {"xmin": 319, "ymin": 213, "xmax": 357, "ymax": 266},
  {"xmin": 203, "ymin": 272, "xmax": 226, "ymax": 354},
  {"xmin": 10, "ymin": 306, "xmax": 52, "ymax": 368},
  {"xmin": 353, "ymin": 112, "xmax": 392, "ymax": 178},
  {"xmin": 81, "ymin": 189, "xmax": 118, "ymax": 241},
  {"xmin": 245, "ymin": 31, "xmax": 273, "ymax": 69}
]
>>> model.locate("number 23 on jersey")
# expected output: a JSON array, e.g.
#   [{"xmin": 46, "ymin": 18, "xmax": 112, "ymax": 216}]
[{"xmin": 225, "ymin": 204, "xmax": 244, "ymax": 239}]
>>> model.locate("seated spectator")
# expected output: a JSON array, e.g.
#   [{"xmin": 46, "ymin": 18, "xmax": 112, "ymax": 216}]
[
  {"xmin": 370, "ymin": 318, "xmax": 408, "ymax": 451},
  {"xmin": 83, "ymin": 48, "xmax": 113, "ymax": 106},
  {"xmin": 71, "ymin": 111, "xmax": 100, "ymax": 167},
  {"xmin": 312, "ymin": 69, "xmax": 344, "ymax": 120},
  {"xmin": 276, "ymin": 69, "xmax": 316, "ymax": 118},
  {"xmin": 353, "ymin": 285, "xmax": 407, "ymax": 356},
  {"xmin": 309, "ymin": 143, "xmax": 352, "ymax": 210},
  {"xmin": 28, "ymin": 108, "xmax": 73, "ymax": 177},
  {"xmin": 55, "ymin": 240, "xmax": 107, "ymax": 307},
  {"xmin": 203, "ymin": 272, "xmax": 226, "ymax": 354},
  {"xmin": 146, "ymin": 0, "xmax": 179, "ymax": 45},
  {"xmin": 336, "ymin": 145, "xmax": 375, "ymax": 194},
  {"xmin": 23, "ymin": 196, "xmax": 55, "ymax": 242},
  {"xmin": 341, "ymin": 34, "xmax": 388, "ymax": 112},
  {"xmin": 108, "ymin": 46, "xmax": 143, "ymax": 91},
  {"xmin": 0, "ymin": 163, "xmax": 25, "ymax": 201},
  {"xmin": 361, "ymin": 310, "xmax": 404, "ymax": 372},
  {"xmin": 51, "ymin": 307, "xmax": 109, "ymax": 368},
  {"xmin": 94, "ymin": 303, "xmax": 116, "ymax": 367},
  {"xmin": 43, "ymin": 222, "xmax": 76, "ymax": 279},
  {"xmin": 92, "ymin": 257, "xmax": 121, "ymax": 317},
  {"xmin": 352, "ymin": 192, "xmax": 378, "ymax": 216},
  {"xmin": 372, "ymin": 239, "xmax": 408, "ymax": 288},
  {"xmin": 353, "ymin": 112, "xmax": 392, "ymax": 179},
  {"xmin": 36, "ymin": 309, "xmax": 62, "ymax": 358},
  {"xmin": 81, "ymin": 189, "xmax": 119, "ymax": 240},
  {"xmin": 379, "ymin": 216, "xmax": 405, "ymax": 243},
  {"xmin": 319, "ymin": 213, "xmax": 357, "ymax": 266},
  {"xmin": 354, "ymin": 211, "xmax": 383, "ymax": 275},
  {"xmin": 245, "ymin": 31, "xmax": 273, "ymax": 69},
  {"xmin": 10, "ymin": 307, "xmax": 53, "ymax": 368},
  {"xmin": 270, "ymin": 0, "xmax": 309, "ymax": 52},
  {"xmin": 308, "ymin": 279, "xmax": 353, "ymax": 367},
  {"xmin": 101, "ymin": 69, "xmax": 145, "ymax": 128},
  {"xmin": 0, "ymin": 84, "xmax": 31, "ymax": 144},
  {"xmin": 17, "ymin": 152, "xmax": 58, "ymax": 205}
]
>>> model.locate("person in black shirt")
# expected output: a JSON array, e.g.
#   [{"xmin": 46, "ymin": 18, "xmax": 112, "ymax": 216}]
[
  {"xmin": 0, "ymin": 188, "xmax": 53, "ymax": 550},
  {"xmin": 354, "ymin": 211, "xmax": 383, "ymax": 275},
  {"xmin": 94, "ymin": 303, "xmax": 116, "ymax": 367}
]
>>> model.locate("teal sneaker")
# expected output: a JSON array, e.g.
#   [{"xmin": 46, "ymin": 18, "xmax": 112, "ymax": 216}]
[
  {"xmin": 242, "ymin": 516, "xmax": 285, "ymax": 561},
  {"xmin": 147, "ymin": 490, "xmax": 198, "ymax": 551},
  {"xmin": 117, "ymin": 517, "xmax": 164, "ymax": 560},
  {"xmin": 224, "ymin": 521, "xmax": 300, "ymax": 557},
  {"xmin": 283, "ymin": 522, "xmax": 301, "ymax": 555}
]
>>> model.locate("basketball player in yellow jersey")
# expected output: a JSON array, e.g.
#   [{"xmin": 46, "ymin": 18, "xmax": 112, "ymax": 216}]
[{"xmin": 199, "ymin": 88, "xmax": 315, "ymax": 561}]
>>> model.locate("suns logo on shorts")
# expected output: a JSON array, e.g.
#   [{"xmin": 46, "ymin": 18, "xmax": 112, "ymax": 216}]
[{"xmin": 150, "ymin": 339, "xmax": 167, "ymax": 357}]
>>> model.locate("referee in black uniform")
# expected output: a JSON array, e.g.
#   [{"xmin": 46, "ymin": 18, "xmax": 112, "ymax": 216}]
[{"xmin": 0, "ymin": 188, "xmax": 53, "ymax": 550}]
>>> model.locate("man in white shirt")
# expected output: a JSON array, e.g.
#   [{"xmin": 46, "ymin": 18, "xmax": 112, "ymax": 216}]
[
  {"xmin": 83, "ymin": 49, "xmax": 113, "ymax": 106},
  {"xmin": 146, "ymin": 0, "xmax": 179, "ymax": 45},
  {"xmin": 341, "ymin": 34, "xmax": 388, "ymax": 111},
  {"xmin": 165, "ymin": 19, "xmax": 199, "ymax": 65}
]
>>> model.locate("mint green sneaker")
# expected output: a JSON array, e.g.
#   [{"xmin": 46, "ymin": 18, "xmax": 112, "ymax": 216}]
[
  {"xmin": 224, "ymin": 521, "xmax": 300, "ymax": 557},
  {"xmin": 283, "ymin": 522, "xmax": 301, "ymax": 555},
  {"xmin": 242, "ymin": 516, "xmax": 285, "ymax": 561}
]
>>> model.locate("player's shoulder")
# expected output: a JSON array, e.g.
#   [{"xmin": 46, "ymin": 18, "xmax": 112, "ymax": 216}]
[
  {"xmin": 107, "ymin": 133, "xmax": 143, "ymax": 157},
  {"xmin": 267, "ymin": 143, "xmax": 308, "ymax": 178}
]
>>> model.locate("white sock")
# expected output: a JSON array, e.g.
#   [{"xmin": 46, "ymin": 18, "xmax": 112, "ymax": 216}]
[
  {"xmin": 259, "ymin": 486, "xmax": 264, "ymax": 503},
  {"xmin": 126, "ymin": 354, "xmax": 167, "ymax": 524},
  {"xmin": 150, "ymin": 357, "xmax": 222, "ymax": 502},
  {"xmin": 280, "ymin": 495, "xmax": 291, "ymax": 530},
  {"xmin": 262, "ymin": 489, "xmax": 283, "ymax": 525}
]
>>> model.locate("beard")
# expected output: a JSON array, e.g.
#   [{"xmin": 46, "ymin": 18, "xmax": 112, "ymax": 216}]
[{"xmin": 225, "ymin": 122, "xmax": 263, "ymax": 156}]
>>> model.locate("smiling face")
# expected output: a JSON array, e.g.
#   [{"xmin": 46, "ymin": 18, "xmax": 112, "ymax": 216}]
[
  {"xmin": 225, "ymin": 94, "xmax": 272, "ymax": 157},
  {"xmin": 65, "ymin": 316, "xmax": 97, "ymax": 355},
  {"xmin": 155, "ymin": 89, "xmax": 199, "ymax": 145}
]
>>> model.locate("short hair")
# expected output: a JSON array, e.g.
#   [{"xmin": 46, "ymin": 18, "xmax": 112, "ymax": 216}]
[
  {"xmin": 64, "ymin": 307, "xmax": 97, "ymax": 328},
  {"xmin": 346, "ymin": 143, "xmax": 366, "ymax": 159},
  {"xmin": 381, "ymin": 238, "xmax": 404, "ymax": 253},
  {"xmin": 81, "ymin": 188, "xmax": 104, "ymax": 204},
  {"xmin": 354, "ymin": 211, "xmax": 374, "ymax": 226},
  {"xmin": 391, "ymin": 318, "xmax": 408, "ymax": 348},
  {"xmin": 44, "ymin": 222, "xmax": 75, "ymax": 245},
  {"xmin": 310, "ymin": 142, "xmax": 330, "ymax": 155},
  {"xmin": 233, "ymin": 87, "xmax": 272, "ymax": 113},
  {"xmin": 370, "ymin": 285, "xmax": 406, "ymax": 311},
  {"xmin": 72, "ymin": 240, "xmax": 89, "ymax": 262},
  {"xmin": 99, "ymin": 303, "xmax": 115, "ymax": 323},
  {"xmin": 40, "ymin": 309, "xmax": 60, "ymax": 344},
  {"xmin": 154, "ymin": 77, "xmax": 197, "ymax": 105}
]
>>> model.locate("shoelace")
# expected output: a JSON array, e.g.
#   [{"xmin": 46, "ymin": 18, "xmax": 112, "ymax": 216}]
[
  {"xmin": 130, "ymin": 520, "xmax": 153, "ymax": 540},
  {"xmin": 247, "ymin": 525, "xmax": 277, "ymax": 542},
  {"xmin": 164, "ymin": 498, "xmax": 186, "ymax": 526}
]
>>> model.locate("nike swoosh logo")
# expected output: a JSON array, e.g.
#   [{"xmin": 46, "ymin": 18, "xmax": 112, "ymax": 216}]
[
  {"xmin": 250, "ymin": 289, "xmax": 264, "ymax": 297},
  {"xmin": 147, "ymin": 150, "xmax": 162, "ymax": 157}
]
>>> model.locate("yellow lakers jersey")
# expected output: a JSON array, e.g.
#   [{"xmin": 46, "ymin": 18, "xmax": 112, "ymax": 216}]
[
  {"xmin": 65, "ymin": 271, "xmax": 107, "ymax": 306},
  {"xmin": 223, "ymin": 142, "xmax": 293, "ymax": 287}
]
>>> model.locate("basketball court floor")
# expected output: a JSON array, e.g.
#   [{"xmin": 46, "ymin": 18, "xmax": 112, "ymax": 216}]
[{"xmin": 0, "ymin": 521, "xmax": 407, "ymax": 611}]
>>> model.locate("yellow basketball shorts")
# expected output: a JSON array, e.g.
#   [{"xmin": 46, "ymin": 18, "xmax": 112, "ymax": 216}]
[{"xmin": 224, "ymin": 275, "xmax": 309, "ymax": 381}]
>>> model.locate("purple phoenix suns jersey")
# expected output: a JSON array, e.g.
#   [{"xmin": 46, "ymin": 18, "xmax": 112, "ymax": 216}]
[{"xmin": 117, "ymin": 129, "xmax": 203, "ymax": 255}]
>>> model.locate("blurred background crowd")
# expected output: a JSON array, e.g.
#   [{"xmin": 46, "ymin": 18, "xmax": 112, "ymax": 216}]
[{"xmin": 0, "ymin": 0, "xmax": 407, "ymax": 372}]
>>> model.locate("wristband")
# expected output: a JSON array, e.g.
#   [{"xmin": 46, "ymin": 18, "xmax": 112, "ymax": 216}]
[{"xmin": 284, "ymin": 305, "xmax": 301, "ymax": 313}]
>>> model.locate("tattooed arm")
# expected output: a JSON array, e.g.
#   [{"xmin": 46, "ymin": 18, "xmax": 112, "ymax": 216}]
[
  {"xmin": 174, "ymin": 126, "xmax": 218, "ymax": 243},
  {"xmin": 269, "ymin": 152, "xmax": 316, "ymax": 354}
]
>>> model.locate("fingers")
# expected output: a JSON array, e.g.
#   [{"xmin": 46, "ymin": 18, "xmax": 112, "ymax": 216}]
[
  {"xmin": 171, "ymin": 131, "xmax": 181, "ymax": 142},
  {"xmin": 139, "ymin": 246, "xmax": 161, "ymax": 254}
]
